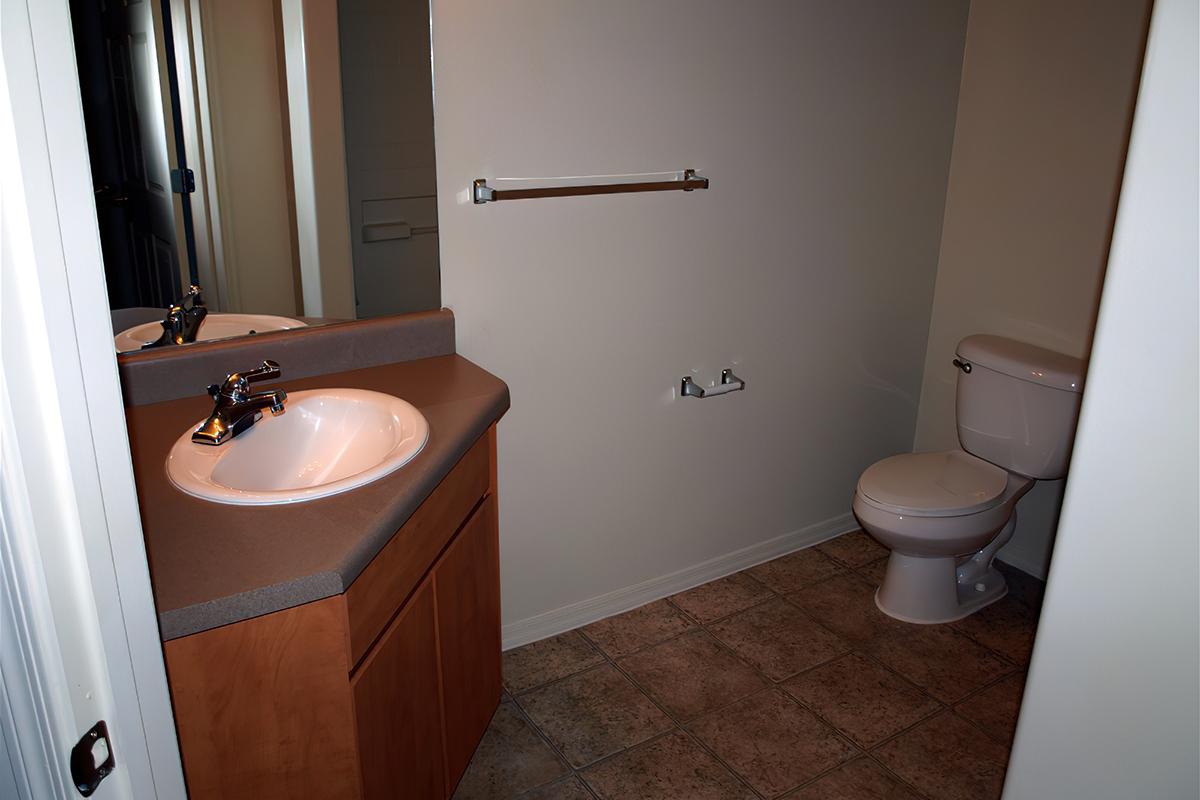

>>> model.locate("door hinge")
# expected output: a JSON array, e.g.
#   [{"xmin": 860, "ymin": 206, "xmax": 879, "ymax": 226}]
[
  {"xmin": 70, "ymin": 720, "xmax": 115, "ymax": 797},
  {"xmin": 170, "ymin": 167, "xmax": 196, "ymax": 194}
]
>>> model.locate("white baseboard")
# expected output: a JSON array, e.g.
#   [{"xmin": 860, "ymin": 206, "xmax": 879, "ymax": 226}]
[
  {"xmin": 501, "ymin": 512, "xmax": 859, "ymax": 651},
  {"xmin": 996, "ymin": 553, "xmax": 1048, "ymax": 581}
]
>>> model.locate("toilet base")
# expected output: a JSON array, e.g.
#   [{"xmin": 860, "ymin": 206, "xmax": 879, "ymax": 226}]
[
  {"xmin": 874, "ymin": 556, "xmax": 1008, "ymax": 624},
  {"xmin": 870, "ymin": 513, "xmax": 1017, "ymax": 624}
]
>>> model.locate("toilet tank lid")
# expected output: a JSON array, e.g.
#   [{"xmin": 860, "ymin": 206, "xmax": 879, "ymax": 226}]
[{"xmin": 956, "ymin": 335, "xmax": 1085, "ymax": 393}]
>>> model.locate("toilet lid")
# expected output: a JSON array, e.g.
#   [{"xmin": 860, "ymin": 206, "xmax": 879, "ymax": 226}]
[{"xmin": 857, "ymin": 451, "xmax": 1009, "ymax": 517}]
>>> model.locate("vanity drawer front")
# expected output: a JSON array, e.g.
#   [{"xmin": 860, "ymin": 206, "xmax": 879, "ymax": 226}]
[{"xmin": 345, "ymin": 428, "xmax": 493, "ymax": 667}]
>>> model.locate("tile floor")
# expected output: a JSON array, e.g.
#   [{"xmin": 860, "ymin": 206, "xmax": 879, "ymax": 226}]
[{"xmin": 453, "ymin": 530, "xmax": 1044, "ymax": 800}]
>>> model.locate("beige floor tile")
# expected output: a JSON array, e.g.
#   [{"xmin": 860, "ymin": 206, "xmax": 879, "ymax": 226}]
[
  {"xmin": 866, "ymin": 626, "xmax": 1013, "ymax": 704},
  {"xmin": 580, "ymin": 731, "xmax": 754, "ymax": 800},
  {"xmin": 688, "ymin": 689, "xmax": 858, "ymax": 797},
  {"xmin": 668, "ymin": 573, "xmax": 773, "ymax": 624},
  {"xmin": 783, "ymin": 653, "xmax": 941, "ymax": 748},
  {"xmin": 709, "ymin": 597, "xmax": 850, "ymax": 680},
  {"xmin": 955, "ymin": 673, "xmax": 1026, "ymax": 744},
  {"xmin": 784, "ymin": 758, "xmax": 924, "ymax": 799},
  {"xmin": 789, "ymin": 573, "xmax": 909, "ymax": 644},
  {"xmin": 582, "ymin": 600, "xmax": 697, "ymax": 658},
  {"xmin": 618, "ymin": 631, "xmax": 767, "ymax": 721},
  {"xmin": 817, "ymin": 531, "xmax": 889, "ymax": 568},
  {"xmin": 453, "ymin": 703, "xmax": 570, "ymax": 799},
  {"xmin": 749, "ymin": 548, "xmax": 844, "ymax": 593},
  {"xmin": 519, "ymin": 664, "xmax": 673, "ymax": 768},
  {"xmin": 874, "ymin": 712, "xmax": 1009, "ymax": 800},
  {"xmin": 504, "ymin": 631, "xmax": 605, "ymax": 694}
]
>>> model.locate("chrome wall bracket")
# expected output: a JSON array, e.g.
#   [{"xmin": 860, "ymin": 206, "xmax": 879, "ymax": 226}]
[{"xmin": 681, "ymin": 369, "xmax": 745, "ymax": 399}]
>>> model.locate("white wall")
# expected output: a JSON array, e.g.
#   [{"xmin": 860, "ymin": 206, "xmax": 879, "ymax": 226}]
[
  {"xmin": 911, "ymin": 0, "xmax": 1150, "ymax": 577},
  {"xmin": 434, "ymin": 0, "xmax": 970, "ymax": 641},
  {"xmin": 1002, "ymin": 0, "xmax": 1199, "ymax": 794}
]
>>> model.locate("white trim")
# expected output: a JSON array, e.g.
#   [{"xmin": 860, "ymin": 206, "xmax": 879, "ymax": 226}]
[
  {"xmin": 0, "ymin": 380, "xmax": 72, "ymax": 800},
  {"xmin": 279, "ymin": 0, "xmax": 356, "ymax": 320},
  {"xmin": 995, "ymin": 551, "xmax": 1045, "ymax": 581},
  {"xmin": 191, "ymin": 0, "xmax": 236, "ymax": 310},
  {"xmin": 502, "ymin": 513, "xmax": 858, "ymax": 650},
  {"xmin": 166, "ymin": 0, "xmax": 220, "ymax": 305},
  {"xmin": 2, "ymin": 0, "xmax": 187, "ymax": 796}
]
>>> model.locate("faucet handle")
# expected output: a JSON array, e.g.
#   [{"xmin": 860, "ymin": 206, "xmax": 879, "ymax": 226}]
[
  {"xmin": 213, "ymin": 360, "xmax": 282, "ymax": 398},
  {"xmin": 241, "ymin": 359, "xmax": 281, "ymax": 383}
]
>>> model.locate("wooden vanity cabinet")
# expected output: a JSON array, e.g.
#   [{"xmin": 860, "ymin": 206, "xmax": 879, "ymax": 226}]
[{"xmin": 164, "ymin": 427, "xmax": 501, "ymax": 799}]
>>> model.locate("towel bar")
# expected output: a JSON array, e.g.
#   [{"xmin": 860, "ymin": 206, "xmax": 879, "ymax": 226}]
[{"xmin": 473, "ymin": 169, "xmax": 708, "ymax": 204}]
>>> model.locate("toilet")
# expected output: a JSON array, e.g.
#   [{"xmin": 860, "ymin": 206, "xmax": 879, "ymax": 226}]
[{"xmin": 853, "ymin": 335, "xmax": 1085, "ymax": 624}]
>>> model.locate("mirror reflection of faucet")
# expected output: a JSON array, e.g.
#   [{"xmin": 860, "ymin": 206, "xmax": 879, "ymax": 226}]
[
  {"xmin": 192, "ymin": 360, "xmax": 287, "ymax": 445},
  {"xmin": 143, "ymin": 285, "xmax": 207, "ymax": 349}
]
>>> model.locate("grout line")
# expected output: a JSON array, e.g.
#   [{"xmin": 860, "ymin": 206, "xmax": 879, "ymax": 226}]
[
  {"xmin": 497, "ymin": 533, "xmax": 1031, "ymax": 799},
  {"xmin": 597, "ymin": 633, "xmax": 770, "ymax": 798},
  {"xmin": 576, "ymin": 654, "xmax": 771, "ymax": 799}
]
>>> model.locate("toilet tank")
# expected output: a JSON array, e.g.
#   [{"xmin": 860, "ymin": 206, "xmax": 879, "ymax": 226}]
[{"xmin": 955, "ymin": 335, "xmax": 1086, "ymax": 479}]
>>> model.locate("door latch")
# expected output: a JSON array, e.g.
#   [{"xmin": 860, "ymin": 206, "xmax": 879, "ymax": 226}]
[
  {"xmin": 170, "ymin": 167, "xmax": 196, "ymax": 194},
  {"xmin": 70, "ymin": 720, "xmax": 115, "ymax": 797}
]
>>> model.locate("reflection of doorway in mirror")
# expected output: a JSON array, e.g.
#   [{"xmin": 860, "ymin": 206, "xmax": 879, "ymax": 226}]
[
  {"xmin": 70, "ymin": 0, "xmax": 189, "ymax": 309},
  {"xmin": 339, "ymin": 0, "xmax": 442, "ymax": 319},
  {"xmin": 73, "ymin": 0, "xmax": 443, "ymax": 333}
]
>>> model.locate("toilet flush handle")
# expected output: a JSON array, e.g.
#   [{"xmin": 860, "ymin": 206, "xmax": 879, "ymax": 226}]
[{"xmin": 952, "ymin": 358, "xmax": 972, "ymax": 374}]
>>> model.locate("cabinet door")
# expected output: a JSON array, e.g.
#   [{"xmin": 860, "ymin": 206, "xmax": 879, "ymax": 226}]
[
  {"xmin": 352, "ymin": 578, "xmax": 446, "ymax": 799},
  {"xmin": 435, "ymin": 494, "xmax": 502, "ymax": 790}
]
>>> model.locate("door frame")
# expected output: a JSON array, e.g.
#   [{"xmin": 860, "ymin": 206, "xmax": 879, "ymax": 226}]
[{"xmin": 1, "ymin": 0, "xmax": 187, "ymax": 797}]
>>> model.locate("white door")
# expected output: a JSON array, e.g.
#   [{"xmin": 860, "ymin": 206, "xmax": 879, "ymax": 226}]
[{"xmin": 1, "ymin": 0, "xmax": 187, "ymax": 797}]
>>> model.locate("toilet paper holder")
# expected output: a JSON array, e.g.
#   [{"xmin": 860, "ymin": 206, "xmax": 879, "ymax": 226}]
[{"xmin": 681, "ymin": 369, "xmax": 745, "ymax": 399}]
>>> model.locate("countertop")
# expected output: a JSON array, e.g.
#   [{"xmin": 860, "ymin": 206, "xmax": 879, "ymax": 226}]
[{"xmin": 125, "ymin": 354, "xmax": 509, "ymax": 640}]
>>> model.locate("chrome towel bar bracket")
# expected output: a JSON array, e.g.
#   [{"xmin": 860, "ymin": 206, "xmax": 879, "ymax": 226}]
[
  {"xmin": 681, "ymin": 369, "xmax": 745, "ymax": 399},
  {"xmin": 473, "ymin": 169, "xmax": 709, "ymax": 204}
]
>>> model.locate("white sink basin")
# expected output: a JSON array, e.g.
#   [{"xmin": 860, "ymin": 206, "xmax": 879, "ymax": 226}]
[
  {"xmin": 166, "ymin": 389, "xmax": 428, "ymax": 505},
  {"xmin": 115, "ymin": 313, "xmax": 307, "ymax": 353}
]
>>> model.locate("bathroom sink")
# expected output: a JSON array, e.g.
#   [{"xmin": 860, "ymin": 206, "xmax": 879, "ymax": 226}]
[
  {"xmin": 166, "ymin": 388, "xmax": 429, "ymax": 505},
  {"xmin": 114, "ymin": 313, "xmax": 307, "ymax": 352}
]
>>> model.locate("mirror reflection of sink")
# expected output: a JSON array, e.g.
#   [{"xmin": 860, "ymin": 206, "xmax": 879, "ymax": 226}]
[
  {"xmin": 114, "ymin": 313, "xmax": 307, "ymax": 353},
  {"xmin": 166, "ymin": 389, "xmax": 429, "ymax": 505}
]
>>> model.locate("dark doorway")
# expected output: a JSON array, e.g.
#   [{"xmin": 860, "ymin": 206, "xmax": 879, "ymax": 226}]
[{"xmin": 70, "ymin": 0, "xmax": 190, "ymax": 309}]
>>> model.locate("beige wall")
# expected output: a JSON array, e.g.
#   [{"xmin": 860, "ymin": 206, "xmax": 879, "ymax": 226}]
[
  {"xmin": 435, "ymin": 0, "xmax": 969, "ymax": 643},
  {"xmin": 1004, "ymin": 0, "xmax": 1198, "ymax": 792},
  {"xmin": 198, "ymin": 0, "xmax": 300, "ymax": 315},
  {"xmin": 912, "ymin": 0, "xmax": 1149, "ymax": 577}
]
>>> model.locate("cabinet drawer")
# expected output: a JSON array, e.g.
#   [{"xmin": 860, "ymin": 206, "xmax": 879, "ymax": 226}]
[{"xmin": 345, "ymin": 431, "xmax": 492, "ymax": 666}]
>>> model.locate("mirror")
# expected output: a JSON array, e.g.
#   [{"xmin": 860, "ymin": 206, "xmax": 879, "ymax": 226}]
[{"xmin": 68, "ymin": 0, "xmax": 442, "ymax": 352}]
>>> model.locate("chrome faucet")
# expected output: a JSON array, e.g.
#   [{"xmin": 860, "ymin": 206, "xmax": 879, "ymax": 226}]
[
  {"xmin": 192, "ymin": 360, "xmax": 287, "ymax": 445},
  {"xmin": 144, "ymin": 285, "xmax": 207, "ymax": 349}
]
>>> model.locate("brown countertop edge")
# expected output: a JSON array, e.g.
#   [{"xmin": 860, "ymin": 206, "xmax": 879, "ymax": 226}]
[{"xmin": 126, "ymin": 354, "xmax": 509, "ymax": 641}]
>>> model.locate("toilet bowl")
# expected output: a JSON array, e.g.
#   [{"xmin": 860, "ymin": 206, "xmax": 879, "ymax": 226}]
[{"xmin": 854, "ymin": 335, "xmax": 1084, "ymax": 624}]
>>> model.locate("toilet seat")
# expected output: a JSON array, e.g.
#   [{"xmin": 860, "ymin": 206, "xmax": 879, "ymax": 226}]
[{"xmin": 857, "ymin": 450, "xmax": 1009, "ymax": 518}]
